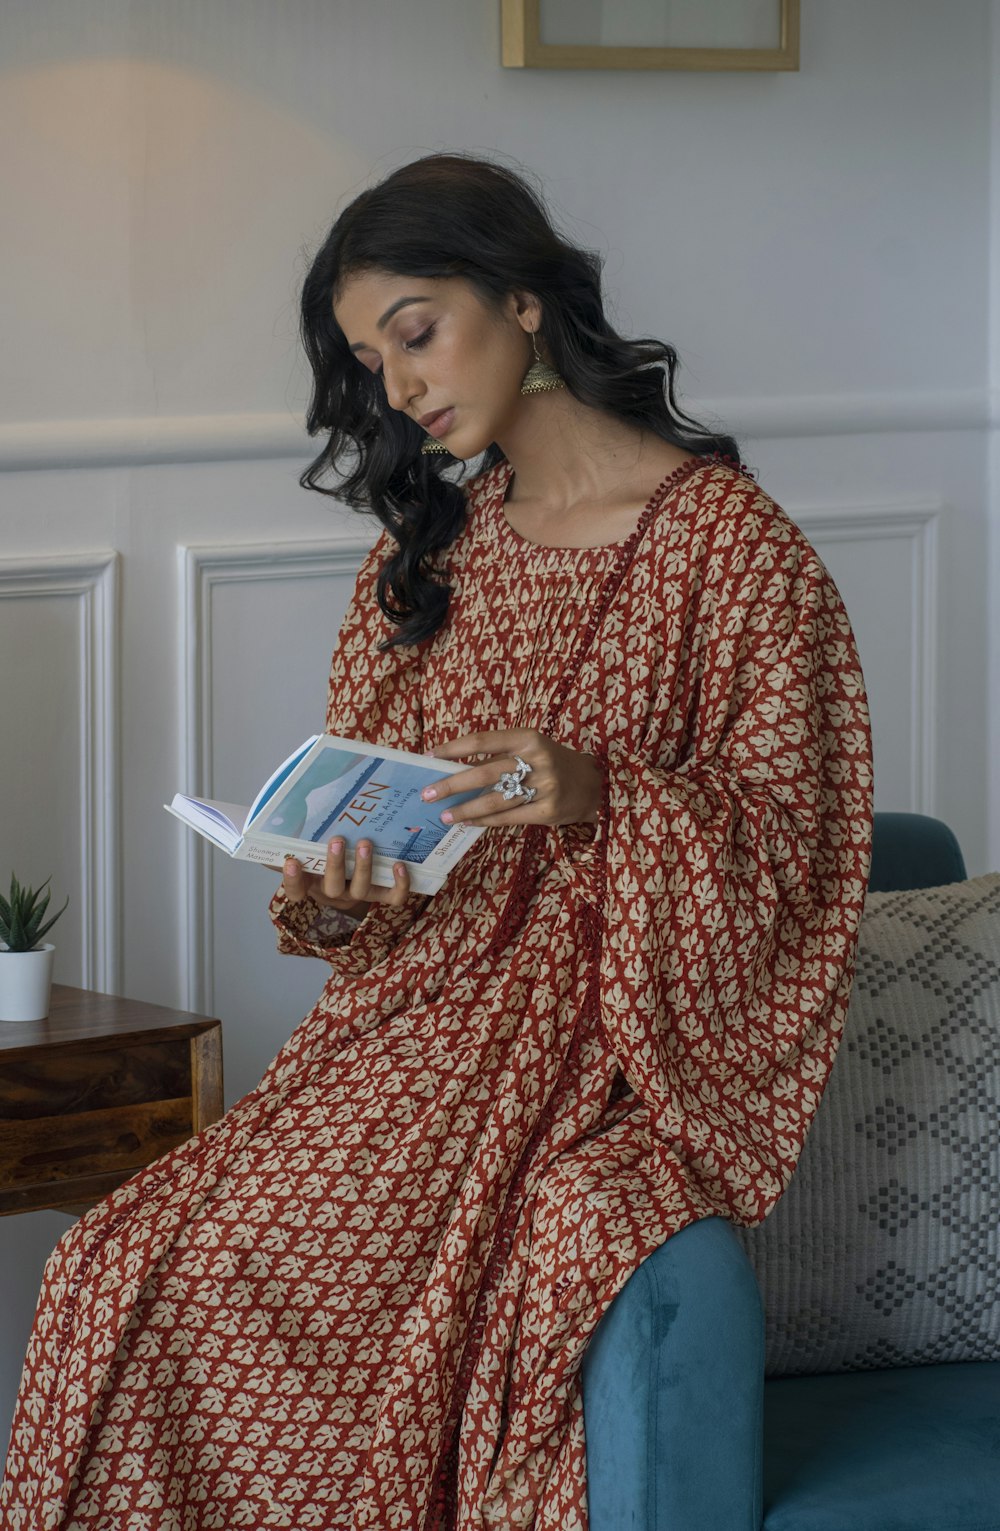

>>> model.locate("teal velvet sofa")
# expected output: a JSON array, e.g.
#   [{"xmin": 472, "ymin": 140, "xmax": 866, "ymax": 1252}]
[{"xmin": 582, "ymin": 812, "xmax": 1000, "ymax": 1530}]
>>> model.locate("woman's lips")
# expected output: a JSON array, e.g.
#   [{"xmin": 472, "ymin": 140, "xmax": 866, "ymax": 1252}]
[{"xmin": 422, "ymin": 407, "xmax": 455, "ymax": 439}]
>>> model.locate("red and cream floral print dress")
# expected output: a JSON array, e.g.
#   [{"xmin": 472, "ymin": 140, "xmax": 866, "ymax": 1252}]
[{"xmin": 2, "ymin": 456, "xmax": 874, "ymax": 1530}]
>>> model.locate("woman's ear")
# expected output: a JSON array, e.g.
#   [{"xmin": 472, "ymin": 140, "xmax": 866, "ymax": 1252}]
[{"xmin": 507, "ymin": 289, "xmax": 543, "ymax": 333}]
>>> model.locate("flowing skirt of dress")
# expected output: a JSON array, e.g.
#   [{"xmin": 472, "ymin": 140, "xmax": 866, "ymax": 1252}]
[{"xmin": 2, "ymin": 829, "xmax": 707, "ymax": 1531}]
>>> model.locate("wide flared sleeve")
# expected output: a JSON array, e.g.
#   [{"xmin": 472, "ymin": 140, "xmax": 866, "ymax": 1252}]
[
  {"xmin": 560, "ymin": 475, "xmax": 874, "ymax": 1225},
  {"xmin": 269, "ymin": 525, "xmax": 432, "ymax": 967}
]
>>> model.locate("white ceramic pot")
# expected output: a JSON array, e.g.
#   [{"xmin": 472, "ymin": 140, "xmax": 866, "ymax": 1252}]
[{"xmin": 0, "ymin": 943, "xmax": 55, "ymax": 1022}]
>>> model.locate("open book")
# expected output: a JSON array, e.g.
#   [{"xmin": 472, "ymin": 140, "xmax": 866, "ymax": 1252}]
[{"xmin": 166, "ymin": 735, "xmax": 490, "ymax": 896}]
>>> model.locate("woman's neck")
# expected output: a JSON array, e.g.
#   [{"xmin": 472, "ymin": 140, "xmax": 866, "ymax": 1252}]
[{"xmin": 496, "ymin": 393, "xmax": 693, "ymax": 514}]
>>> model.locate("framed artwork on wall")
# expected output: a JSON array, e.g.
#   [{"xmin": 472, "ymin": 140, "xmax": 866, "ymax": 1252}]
[{"xmin": 501, "ymin": 0, "xmax": 800, "ymax": 71}]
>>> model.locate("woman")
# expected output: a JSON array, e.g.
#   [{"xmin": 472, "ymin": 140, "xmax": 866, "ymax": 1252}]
[{"xmin": 3, "ymin": 154, "xmax": 874, "ymax": 1530}]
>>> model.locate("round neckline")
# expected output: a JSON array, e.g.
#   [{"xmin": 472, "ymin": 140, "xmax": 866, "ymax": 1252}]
[{"xmin": 490, "ymin": 453, "xmax": 714, "ymax": 557}]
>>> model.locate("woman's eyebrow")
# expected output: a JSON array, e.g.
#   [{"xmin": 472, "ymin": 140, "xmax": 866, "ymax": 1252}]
[{"xmin": 348, "ymin": 296, "xmax": 431, "ymax": 353}]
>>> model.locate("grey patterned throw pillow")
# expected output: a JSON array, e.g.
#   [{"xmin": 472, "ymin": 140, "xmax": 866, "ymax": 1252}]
[{"xmin": 735, "ymin": 871, "xmax": 1000, "ymax": 1376}]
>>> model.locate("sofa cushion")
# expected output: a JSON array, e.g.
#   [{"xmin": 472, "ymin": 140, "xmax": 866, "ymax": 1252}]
[
  {"xmin": 761, "ymin": 1361, "xmax": 1000, "ymax": 1531},
  {"xmin": 735, "ymin": 872, "xmax": 1000, "ymax": 1376}
]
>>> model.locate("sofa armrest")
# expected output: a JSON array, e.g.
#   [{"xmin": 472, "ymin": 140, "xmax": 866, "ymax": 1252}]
[{"xmin": 582, "ymin": 1216, "xmax": 765, "ymax": 1531}]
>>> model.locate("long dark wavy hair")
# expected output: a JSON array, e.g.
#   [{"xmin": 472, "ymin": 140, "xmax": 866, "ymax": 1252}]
[{"xmin": 300, "ymin": 153, "xmax": 739, "ymax": 651}]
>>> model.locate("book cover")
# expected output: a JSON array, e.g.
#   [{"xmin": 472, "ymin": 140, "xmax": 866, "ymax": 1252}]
[{"xmin": 167, "ymin": 735, "xmax": 489, "ymax": 896}]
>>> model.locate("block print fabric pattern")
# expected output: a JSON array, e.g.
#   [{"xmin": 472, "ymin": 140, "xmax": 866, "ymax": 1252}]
[
  {"xmin": 1, "ymin": 458, "xmax": 874, "ymax": 1530},
  {"xmin": 737, "ymin": 871, "xmax": 1000, "ymax": 1375}
]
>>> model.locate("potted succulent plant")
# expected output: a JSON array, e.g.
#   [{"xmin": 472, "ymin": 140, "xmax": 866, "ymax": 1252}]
[{"xmin": 0, "ymin": 873, "xmax": 69, "ymax": 1022}]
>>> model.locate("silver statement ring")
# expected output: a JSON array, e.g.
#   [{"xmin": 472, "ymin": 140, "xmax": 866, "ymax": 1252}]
[
  {"xmin": 492, "ymin": 778, "xmax": 537, "ymax": 804},
  {"xmin": 493, "ymin": 753, "xmax": 534, "ymax": 802}
]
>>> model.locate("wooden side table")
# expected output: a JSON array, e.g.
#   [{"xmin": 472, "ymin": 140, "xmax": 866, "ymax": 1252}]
[{"xmin": 0, "ymin": 985, "xmax": 223, "ymax": 1216}]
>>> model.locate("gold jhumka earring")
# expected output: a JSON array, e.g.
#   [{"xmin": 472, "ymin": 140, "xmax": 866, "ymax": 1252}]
[
  {"xmin": 421, "ymin": 436, "xmax": 450, "ymax": 455},
  {"xmin": 520, "ymin": 330, "xmax": 565, "ymax": 395}
]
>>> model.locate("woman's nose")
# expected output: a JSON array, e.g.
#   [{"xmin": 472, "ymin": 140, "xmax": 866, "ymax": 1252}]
[{"xmin": 381, "ymin": 358, "xmax": 421, "ymax": 414}]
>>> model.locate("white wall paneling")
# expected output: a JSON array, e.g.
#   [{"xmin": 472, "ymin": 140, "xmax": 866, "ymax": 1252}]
[
  {"xmin": 794, "ymin": 501, "xmax": 941, "ymax": 817},
  {"xmin": 0, "ymin": 553, "xmax": 120, "ymax": 992},
  {"xmin": 177, "ymin": 538, "xmax": 373, "ymax": 1019}
]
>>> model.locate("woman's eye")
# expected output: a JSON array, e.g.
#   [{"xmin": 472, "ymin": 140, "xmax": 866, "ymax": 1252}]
[{"xmin": 404, "ymin": 324, "xmax": 436, "ymax": 353}]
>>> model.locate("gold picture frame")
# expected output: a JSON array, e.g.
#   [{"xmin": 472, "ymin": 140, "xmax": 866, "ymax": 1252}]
[{"xmin": 501, "ymin": 0, "xmax": 800, "ymax": 72}]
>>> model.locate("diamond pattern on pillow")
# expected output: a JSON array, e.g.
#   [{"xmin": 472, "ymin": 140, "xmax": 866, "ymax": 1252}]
[{"xmin": 735, "ymin": 872, "xmax": 1000, "ymax": 1376}]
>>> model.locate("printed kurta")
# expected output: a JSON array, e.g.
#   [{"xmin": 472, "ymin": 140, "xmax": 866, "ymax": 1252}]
[{"xmin": 1, "ymin": 456, "xmax": 874, "ymax": 1530}]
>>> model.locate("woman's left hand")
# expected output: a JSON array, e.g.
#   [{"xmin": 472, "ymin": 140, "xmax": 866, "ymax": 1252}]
[{"xmin": 424, "ymin": 729, "xmax": 603, "ymax": 829}]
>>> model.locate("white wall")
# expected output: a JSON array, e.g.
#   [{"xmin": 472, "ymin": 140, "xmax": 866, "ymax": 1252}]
[{"xmin": 1, "ymin": 0, "xmax": 995, "ymax": 1456}]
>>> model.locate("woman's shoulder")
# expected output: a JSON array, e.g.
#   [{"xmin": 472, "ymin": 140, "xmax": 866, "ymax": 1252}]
[
  {"xmin": 625, "ymin": 456, "xmax": 823, "ymax": 599},
  {"xmin": 675, "ymin": 457, "xmax": 800, "ymax": 550},
  {"xmin": 669, "ymin": 459, "xmax": 834, "ymax": 603}
]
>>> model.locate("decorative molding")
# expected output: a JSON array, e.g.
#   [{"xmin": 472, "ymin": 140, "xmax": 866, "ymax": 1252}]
[
  {"xmin": 793, "ymin": 498, "xmax": 940, "ymax": 816},
  {"xmin": 0, "ymin": 413, "xmax": 311, "ymax": 471},
  {"xmin": 0, "ymin": 553, "xmax": 121, "ymax": 992},
  {"xmin": 0, "ymin": 389, "xmax": 997, "ymax": 472},
  {"xmin": 177, "ymin": 537, "xmax": 374, "ymax": 1012}
]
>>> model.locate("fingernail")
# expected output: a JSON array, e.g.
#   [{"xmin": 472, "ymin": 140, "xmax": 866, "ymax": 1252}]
[
  {"xmin": 284, "ymin": 859, "xmax": 297, "ymax": 876},
  {"xmin": 422, "ymin": 788, "xmax": 437, "ymax": 800},
  {"xmin": 329, "ymin": 838, "xmax": 344, "ymax": 852},
  {"xmin": 441, "ymin": 811, "xmax": 453, "ymax": 825},
  {"xmin": 358, "ymin": 843, "xmax": 371, "ymax": 858}
]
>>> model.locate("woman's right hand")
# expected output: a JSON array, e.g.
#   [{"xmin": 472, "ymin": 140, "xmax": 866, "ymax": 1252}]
[{"xmin": 281, "ymin": 837, "xmax": 413, "ymax": 918}]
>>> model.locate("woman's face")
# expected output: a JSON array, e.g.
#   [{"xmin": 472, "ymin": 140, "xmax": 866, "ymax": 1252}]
[{"xmin": 333, "ymin": 270, "xmax": 537, "ymax": 458}]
